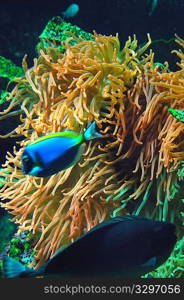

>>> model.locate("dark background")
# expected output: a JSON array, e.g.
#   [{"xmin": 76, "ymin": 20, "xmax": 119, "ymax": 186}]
[{"xmin": 0, "ymin": 0, "xmax": 184, "ymax": 68}]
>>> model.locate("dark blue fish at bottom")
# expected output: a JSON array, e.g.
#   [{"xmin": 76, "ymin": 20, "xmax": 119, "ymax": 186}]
[{"xmin": 3, "ymin": 215, "xmax": 176, "ymax": 278}]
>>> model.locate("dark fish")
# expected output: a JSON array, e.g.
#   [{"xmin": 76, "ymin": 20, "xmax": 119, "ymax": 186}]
[{"xmin": 3, "ymin": 215, "xmax": 177, "ymax": 278}]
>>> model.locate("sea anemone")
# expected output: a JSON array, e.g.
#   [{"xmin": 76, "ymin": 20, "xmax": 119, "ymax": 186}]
[{"xmin": 0, "ymin": 32, "xmax": 183, "ymax": 269}]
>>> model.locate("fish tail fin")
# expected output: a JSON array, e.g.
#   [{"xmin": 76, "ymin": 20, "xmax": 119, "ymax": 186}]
[
  {"xmin": 3, "ymin": 256, "xmax": 36, "ymax": 278},
  {"xmin": 84, "ymin": 121, "xmax": 103, "ymax": 141}
]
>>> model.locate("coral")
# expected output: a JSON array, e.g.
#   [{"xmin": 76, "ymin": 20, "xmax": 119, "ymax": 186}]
[
  {"xmin": 0, "ymin": 56, "xmax": 24, "ymax": 108},
  {"xmin": 0, "ymin": 230, "xmax": 36, "ymax": 278},
  {"xmin": 177, "ymin": 161, "xmax": 184, "ymax": 179},
  {"xmin": 36, "ymin": 16, "xmax": 93, "ymax": 54},
  {"xmin": 0, "ymin": 56, "xmax": 23, "ymax": 81},
  {"xmin": 168, "ymin": 107, "xmax": 184, "ymax": 122},
  {"xmin": 0, "ymin": 91, "xmax": 9, "ymax": 106},
  {"xmin": 0, "ymin": 168, "xmax": 10, "ymax": 188},
  {"xmin": 0, "ymin": 30, "xmax": 183, "ymax": 273},
  {"xmin": 6, "ymin": 232, "xmax": 36, "ymax": 266}
]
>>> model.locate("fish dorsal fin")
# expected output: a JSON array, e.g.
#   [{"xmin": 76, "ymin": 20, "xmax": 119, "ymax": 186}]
[
  {"xmin": 51, "ymin": 215, "xmax": 149, "ymax": 259},
  {"xmin": 30, "ymin": 131, "xmax": 80, "ymax": 146},
  {"xmin": 77, "ymin": 215, "xmax": 145, "ymax": 237},
  {"xmin": 50, "ymin": 217, "xmax": 125, "ymax": 260},
  {"xmin": 83, "ymin": 216, "xmax": 128, "ymax": 235}
]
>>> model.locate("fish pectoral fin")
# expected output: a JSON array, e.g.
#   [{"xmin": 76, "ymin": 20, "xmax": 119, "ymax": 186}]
[
  {"xmin": 28, "ymin": 152, "xmax": 44, "ymax": 176},
  {"xmin": 34, "ymin": 151, "xmax": 44, "ymax": 168},
  {"xmin": 141, "ymin": 256, "xmax": 157, "ymax": 268},
  {"xmin": 29, "ymin": 166, "xmax": 42, "ymax": 176}
]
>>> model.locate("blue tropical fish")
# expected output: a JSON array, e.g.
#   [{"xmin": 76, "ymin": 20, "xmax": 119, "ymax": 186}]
[
  {"xmin": 61, "ymin": 3, "xmax": 79, "ymax": 19},
  {"xmin": 147, "ymin": 0, "xmax": 158, "ymax": 16},
  {"xmin": 3, "ymin": 215, "xmax": 176, "ymax": 278},
  {"xmin": 147, "ymin": 0, "xmax": 184, "ymax": 16},
  {"xmin": 21, "ymin": 121, "xmax": 102, "ymax": 177}
]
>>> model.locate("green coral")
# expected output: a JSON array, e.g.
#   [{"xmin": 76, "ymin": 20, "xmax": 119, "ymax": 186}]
[
  {"xmin": 0, "ymin": 168, "xmax": 10, "ymax": 188},
  {"xmin": 152, "ymin": 62, "xmax": 170, "ymax": 72},
  {"xmin": 0, "ymin": 260, "xmax": 3, "ymax": 278},
  {"xmin": 0, "ymin": 91, "xmax": 9, "ymax": 106},
  {"xmin": 0, "ymin": 56, "xmax": 23, "ymax": 81},
  {"xmin": 177, "ymin": 161, "xmax": 184, "ymax": 180},
  {"xmin": 0, "ymin": 168, "xmax": 19, "ymax": 189},
  {"xmin": 0, "ymin": 56, "xmax": 24, "ymax": 106},
  {"xmin": 7, "ymin": 232, "xmax": 36, "ymax": 265},
  {"xmin": 0, "ymin": 231, "xmax": 36, "ymax": 278},
  {"xmin": 37, "ymin": 16, "xmax": 93, "ymax": 53},
  {"xmin": 168, "ymin": 107, "xmax": 184, "ymax": 123}
]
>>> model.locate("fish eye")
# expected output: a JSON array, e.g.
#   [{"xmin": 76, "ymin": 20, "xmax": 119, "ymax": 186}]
[
  {"xmin": 22, "ymin": 155, "xmax": 30, "ymax": 162},
  {"xmin": 22, "ymin": 154, "xmax": 34, "ymax": 173}
]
